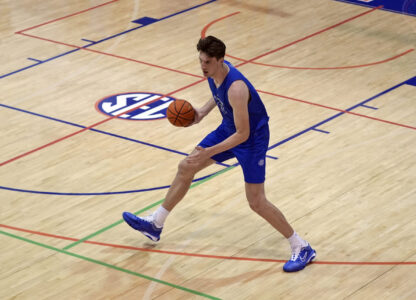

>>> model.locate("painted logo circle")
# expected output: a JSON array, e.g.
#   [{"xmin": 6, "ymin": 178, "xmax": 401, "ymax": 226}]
[{"xmin": 96, "ymin": 92, "xmax": 176, "ymax": 121}]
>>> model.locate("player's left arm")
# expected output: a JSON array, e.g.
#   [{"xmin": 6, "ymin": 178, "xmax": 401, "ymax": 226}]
[{"xmin": 187, "ymin": 80, "xmax": 250, "ymax": 163}]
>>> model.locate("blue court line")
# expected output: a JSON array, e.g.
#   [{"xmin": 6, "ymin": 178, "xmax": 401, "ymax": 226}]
[
  {"xmin": 0, "ymin": 0, "xmax": 217, "ymax": 79},
  {"xmin": 0, "ymin": 169, "xmax": 222, "ymax": 196},
  {"xmin": 268, "ymin": 77, "xmax": 411, "ymax": 150},
  {"xmin": 0, "ymin": 103, "xmax": 230, "ymax": 168},
  {"xmin": 266, "ymin": 155, "xmax": 278, "ymax": 160},
  {"xmin": 1, "ymin": 49, "xmax": 80, "ymax": 79},
  {"xmin": 311, "ymin": 128, "xmax": 330, "ymax": 134},
  {"xmin": 27, "ymin": 58, "xmax": 42, "ymax": 63},
  {"xmin": 81, "ymin": 38, "xmax": 96, "ymax": 44},
  {"xmin": 360, "ymin": 104, "xmax": 378, "ymax": 110}
]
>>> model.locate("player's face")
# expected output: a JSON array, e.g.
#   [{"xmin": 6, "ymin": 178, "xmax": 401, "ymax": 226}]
[{"xmin": 199, "ymin": 52, "xmax": 223, "ymax": 78}]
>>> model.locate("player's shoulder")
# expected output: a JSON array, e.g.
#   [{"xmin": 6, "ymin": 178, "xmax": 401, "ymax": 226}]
[{"xmin": 228, "ymin": 80, "xmax": 249, "ymax": 99}]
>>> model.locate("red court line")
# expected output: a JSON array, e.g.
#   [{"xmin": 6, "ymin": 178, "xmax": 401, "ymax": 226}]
[
  {"xmin": 201, "ymin": 7, "xmax": 384, "ymax": 68},
  {"xmin": 16, "ymin": 0, "xmax": 119, "ymax": 33},
  {"xmin": 200, "ymin": 11, "xmax": 241, "ymax": 38},
  {"xmin": 235, "ymin": 5, "xmax": 383, "ymax": 67},
  {"xmin": 258, "ymin": 89, "xmax": 416, "ymax": 130},
  {"xmin": 226, "ymin": 49, "xmax": 414, "ymax": 70},
  {"xmin": 1, "ymin": 224, "xmax": 415, "ymax": 266}
]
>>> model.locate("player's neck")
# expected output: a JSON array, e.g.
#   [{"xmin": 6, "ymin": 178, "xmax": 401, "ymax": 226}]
[{"xmin": 213, "ymin": 62, "xmax": 229, "ymax": 87}]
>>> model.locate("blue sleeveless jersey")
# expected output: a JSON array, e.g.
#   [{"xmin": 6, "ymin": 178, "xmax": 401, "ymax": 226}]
[{"xmin": 207, "ymin": 60, "xmax": 269, "ymax": 139}]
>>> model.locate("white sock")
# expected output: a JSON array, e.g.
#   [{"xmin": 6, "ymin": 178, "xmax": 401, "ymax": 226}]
[
  {"xmin": 288, "ymin": 231, "xmax": 308, "ymax": 253},
  {"xmin": 152, "ymin": 206, "xmax": 170, "ymax": 228}
]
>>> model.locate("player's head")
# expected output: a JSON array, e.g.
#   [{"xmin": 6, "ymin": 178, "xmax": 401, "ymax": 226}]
[{"xmin": 197, "ymin": 36, "xmax": 226, "ymax": 78}]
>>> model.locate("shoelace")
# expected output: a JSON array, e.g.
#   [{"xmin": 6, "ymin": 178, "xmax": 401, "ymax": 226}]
[
  {"xmin": 290, "ymin": 246, "xmax": 303, "ymax": 261},
  {"xmin": 143, "ymin": 215, "xmax": 154, "ymax": 223}
]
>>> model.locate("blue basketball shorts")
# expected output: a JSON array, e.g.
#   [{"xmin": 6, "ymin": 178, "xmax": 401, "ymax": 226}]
[{"xmin": 198, "ymin": 124, "xmax": 270, "ymax": 183}]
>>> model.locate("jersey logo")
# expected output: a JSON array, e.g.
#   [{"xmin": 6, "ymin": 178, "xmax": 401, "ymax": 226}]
[
  {"xmin": 96, "ymin": 92, "xmax": 176, "ymax": 120},
  {"xmin": 214, "ymin": 95, "xmax": 227, "ymax": 114}
]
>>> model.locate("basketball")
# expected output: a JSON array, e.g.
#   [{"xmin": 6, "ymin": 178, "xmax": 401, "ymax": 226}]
[{"xmin": 166, "ymin": 99, "xmax": 195, "ymax": 127}]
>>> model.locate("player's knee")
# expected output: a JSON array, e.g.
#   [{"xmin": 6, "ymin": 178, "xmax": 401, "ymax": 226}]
[
  {"xmin": 248, "ymin": 196, "xmax": 265, "ymax": 213},
  {"xmin": 177, "ymin": 158, "xmax": 198, "ymax": 177}
]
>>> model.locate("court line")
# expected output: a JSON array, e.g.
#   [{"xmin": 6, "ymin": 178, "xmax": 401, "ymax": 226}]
[
  {"xmin": 0, "ymin": 168, "xmax": 223, "ymax": 196},
  {"xmin": 258, "ymin": 89, "xmax": 416, "ymax": 131},
  {"xmin": 226, "ymin": 49, "xmax": 414, "ymax": 70},
  {"xmin": 234, "ymin": 6, "xmax": 384, "ymax": 66},
  {"xmin": 201, "ymin": 9, "xmax": 414, "ymax": 70},
  {"xmin": 2, "ymin": 224, "xmax": 415, "ymax": 266},
  {"xmin": 0, "ymin": 229, "xmax": 222, "ymax": 300},
  {"xmin": 267, "ymin": 78, "xmax": 414, "ymax": 149},
  {"xmin": 1, "ymin": 49, "xmax": 80, "ymax": 79}
]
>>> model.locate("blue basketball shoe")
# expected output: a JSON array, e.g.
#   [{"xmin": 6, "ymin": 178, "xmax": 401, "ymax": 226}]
[
  {"xmin": 122, "ymin": 212, "xmax": 162, "ymax": 242},
  {"xmin": 283, "ymin": 244, "xmax": 316, "ymax": 272}
]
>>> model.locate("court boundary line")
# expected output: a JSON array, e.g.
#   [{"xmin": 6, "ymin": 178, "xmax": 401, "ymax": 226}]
[
  {"xmin": 0, "ymin": 229, "xmax": 222, "ymax": 300},
  {"xmin": 2, "ymin": 224, "xmax": 415, "ymax": 266}
]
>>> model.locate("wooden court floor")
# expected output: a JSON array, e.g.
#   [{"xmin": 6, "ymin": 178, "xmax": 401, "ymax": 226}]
[{"xmin": 1, "ymin": 0, "xmax": 415, "ymax": 299}]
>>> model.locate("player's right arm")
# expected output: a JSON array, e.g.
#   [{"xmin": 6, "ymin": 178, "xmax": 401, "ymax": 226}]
[{"xmin": 192, "ymin": 97, "xmax": 216, "ymax": 125}]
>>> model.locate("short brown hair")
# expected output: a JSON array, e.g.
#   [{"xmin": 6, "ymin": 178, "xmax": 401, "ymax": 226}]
[{"xmin": 196, "ymin": 36, "xmax": 226, "ymax": 59}]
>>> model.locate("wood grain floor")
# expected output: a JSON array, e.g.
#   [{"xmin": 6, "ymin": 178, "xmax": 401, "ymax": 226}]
[{"xmin": 1, "ymin": 0, "xmax": 415, "ymax": 299}]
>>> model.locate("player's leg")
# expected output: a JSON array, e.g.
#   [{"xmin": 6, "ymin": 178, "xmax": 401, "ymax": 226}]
[
  {"xmin": 245, "ymin": 182, "xmax": 293, "ymax": 238},
  {"xmin": 245, "ymin": 182, "xmax": 316, "ymax": 272},
  {"xmin": 162, "ymin": 151, "xmax": 215, "ymax": 211},
  {"xmin": 236, "ymin": 123, "xmax": 316, "ymax": 272}
]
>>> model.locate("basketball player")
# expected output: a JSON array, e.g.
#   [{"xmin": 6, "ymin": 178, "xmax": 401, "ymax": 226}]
[{"xmin": 123, "ymin": 36, "xmax": 316, "ymax": 272}]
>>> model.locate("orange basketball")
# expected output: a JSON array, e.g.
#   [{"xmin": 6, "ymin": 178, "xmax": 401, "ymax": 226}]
[{"xmin": 166, "ymin": 99, "xmax": 195, "ymax": 127}]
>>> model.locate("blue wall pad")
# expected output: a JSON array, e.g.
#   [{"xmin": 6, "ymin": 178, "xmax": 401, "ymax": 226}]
[{"xmin": 334, "ymin": 0, "xmax": 416, "ymax": 17}]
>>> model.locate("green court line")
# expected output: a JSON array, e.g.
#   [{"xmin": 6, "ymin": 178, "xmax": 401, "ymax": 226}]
[
  {"xmin": 63, "ymin": 165, "xmax": 235, "ymax": 250},
  {"xmin": 0, "ymin": 230, "xmax": 221, "ymax": 300}
]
